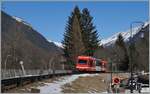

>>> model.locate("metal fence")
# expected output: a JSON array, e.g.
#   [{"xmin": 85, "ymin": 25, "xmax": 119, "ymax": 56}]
[{"xmin": 1, "ymin": 69, "xmax": 68, "ymax": 80}]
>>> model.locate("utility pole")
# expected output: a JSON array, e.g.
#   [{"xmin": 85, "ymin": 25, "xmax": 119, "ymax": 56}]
[
  {"xmin": 4, "ymin": 55, "xmax": 11, "ymax": 78},
  {"xmin": 49, "ymin": 53, "xmax": 57, "ymax": 76},
  {"xmin": 107, "ymin": 58, "xmax": 113, "ymax": 93},
  {"xmin": 130, "ymin": 21, "xmax": 144, "ymax": 93},
  {"xmin": 49, "ymin": 56, "xmax": 55, "ymax": 74},
  {"xmin": 110, "ymin": 59, "xmax": 112, "ymax": 86},
  {"xmin": 4, "ymin": 55, "xmax": 11, "ymax": 70},
  {"xmin": 20, "ymin": 61, "xmax": 26, "ymax": 76}
]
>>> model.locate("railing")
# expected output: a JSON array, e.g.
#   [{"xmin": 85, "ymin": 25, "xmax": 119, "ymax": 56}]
[{"xmin": 1, "ymin": 69, "xmax": 68, "ymax": 80}]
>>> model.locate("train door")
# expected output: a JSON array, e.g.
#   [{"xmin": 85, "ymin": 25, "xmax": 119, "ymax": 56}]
[
  {"xmin": 95, "ymin": 59, "xmax": 101, "ymax": 71},
  {"xmin": 88, "ymin": 59, "xmax": 95, "ymax": 71}
]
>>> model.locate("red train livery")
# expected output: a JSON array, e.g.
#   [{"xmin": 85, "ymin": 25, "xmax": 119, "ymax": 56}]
[{"xmin": 76, "ymin": 56, "xmax": 107, "ymax": 72}]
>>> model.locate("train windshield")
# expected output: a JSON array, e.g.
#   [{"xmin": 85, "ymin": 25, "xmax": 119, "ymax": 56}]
[{"xmin": 78, "ymin": 60, "xmax": 87, "ymax": 64}]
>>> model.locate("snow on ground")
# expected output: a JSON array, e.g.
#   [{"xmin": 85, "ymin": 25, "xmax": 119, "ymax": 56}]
[
  {"xmin": 38, "ymin": 73, "xmax": 99, "ymax": 94},
  {"xmin": 125, "ymin": 87, "xmax": 150, "ymax": 93},
  {"xmin": 141, "ymin": 87, "xmax": 150, "ymax": 92}
]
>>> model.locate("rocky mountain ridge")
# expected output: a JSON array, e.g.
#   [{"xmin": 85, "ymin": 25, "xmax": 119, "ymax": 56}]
[{"xmin": 1, "ymin": 11, "xmax": 65, "ymax": 70}]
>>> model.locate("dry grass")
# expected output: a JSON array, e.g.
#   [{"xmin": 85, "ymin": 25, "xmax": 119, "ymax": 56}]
[
  {"xmin": 62, "ymin": 74, "xmax": 109, "ymax": 93},
  {"xmin": 5, "ymin": 73, "xmax": 130, "ymax": 93},
  {"xmin": 62, "ymin": 73, "xmax": 130, "ymax": 93}
]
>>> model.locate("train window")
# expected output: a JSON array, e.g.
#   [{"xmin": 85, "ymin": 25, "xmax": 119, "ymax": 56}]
[
  {"xmin": 78, "ymin": 60, "xmax": 87, "ymax": 64},
  {"xmin": 96, "ymin": 60, "xmax": 100, "ymax": 66}
]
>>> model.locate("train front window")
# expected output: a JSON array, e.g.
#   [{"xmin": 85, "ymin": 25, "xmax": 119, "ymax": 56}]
[{"xmin": 78, "ymin": 60, "xmax": 87, "ymax": 64}]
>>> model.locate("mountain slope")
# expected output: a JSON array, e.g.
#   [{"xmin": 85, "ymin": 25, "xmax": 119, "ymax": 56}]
[
  {"xmin": 1, "ymin": 11, "xmax": 64, "ymax": 70},
  {"xmin": 101, "ymin": 22, "xmax": 149, "ymax": 46},
  {"xmin": 94, "ymin": 23, "xmax": 149, "ymax": 71}
]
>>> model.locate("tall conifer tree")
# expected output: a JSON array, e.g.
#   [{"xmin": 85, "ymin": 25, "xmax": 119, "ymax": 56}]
[
  {"xmin": 62, "ymin": 6, "xmax": 85, "ymax": 66},
  {"xmin": 62, "ymin": 6, "xmax": 100, "ymax": 68},
  {"xmin": 81, "ymin": 8, "xmax": 100, "ymax": 56},
  {"xmin": 115, "ymin": 34, "xmax": 129, "ymax": 71}
]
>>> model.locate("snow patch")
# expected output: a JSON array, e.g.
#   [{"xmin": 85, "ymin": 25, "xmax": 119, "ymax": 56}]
[
  {"xmin": 48, "ymin": 40, "xmax": 63, "ymax": 48},
  {"xmin": 38, "ymin": 73, "xmax": 98, "ymax": 94},
  {"xmin": 141, "ymin": 87, "xmax": 150, "ymax": 92},
  {"xmin": 12, "ymin": 16, "xmax": 32, "ymax": 27},
  {"xmin": 143, "ymin": 21, "xmax": 149, "ymax": 28},
  {"xmin": 53, "ymin": 42, "xmax": 63, "ymax": 48}
]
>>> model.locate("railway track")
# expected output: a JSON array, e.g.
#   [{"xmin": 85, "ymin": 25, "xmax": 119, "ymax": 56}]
[
  {"xmin": 1, "ymin": 70, "xmax": 72, "ymax": 92},
  {"xmin": 1, "ymin": 70, "xmax": 131, "ymax": 93},
  {"xmin": 1, "ymin": 70, "xmax": 101, "ymax": 92}
]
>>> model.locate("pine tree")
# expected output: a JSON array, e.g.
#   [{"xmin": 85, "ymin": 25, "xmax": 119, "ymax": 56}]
[
  {"xmin": 62, "ymin": 6, "xmax": 85, "ymax": 66},
  {"xmin": 115, "ymin": 33, "xmax": 129, "ymax": 71},
  {"xmin": 81, "ymin": 8, "xmax": 100, "ymax": 56},
  {"xmin": 129, "ymin": 40, "xmax": 139, "ymax": 71},
  {"xmin": 62, "ymin": 6, "xmax": 100, "ymax": 67}
]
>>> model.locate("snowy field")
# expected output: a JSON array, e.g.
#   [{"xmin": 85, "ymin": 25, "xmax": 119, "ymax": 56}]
[
  {"xmin": 38, "ymin": 73, "xmax": 99, "ymax": 94},
  {"xmin": 125, "ymin": 87, "xmax": 150, "ymax": 93},
  {"xmin": 141, "ymin": 87, "xmax": 150, "ymax": 92}
]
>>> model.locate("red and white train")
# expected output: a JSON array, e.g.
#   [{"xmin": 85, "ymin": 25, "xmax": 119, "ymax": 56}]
[{"xmin": 76, "ymin": 56, "xmax": 107, "ymax": 72}]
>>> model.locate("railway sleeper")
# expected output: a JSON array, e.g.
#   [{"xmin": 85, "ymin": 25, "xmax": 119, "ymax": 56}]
[
  {"xmin": 22, "ymin": 80, "xmax": 31, "ymax": 85},
  {"xmin": 3, "ymin": 84, "xmax": 17, "ymax": 91}
]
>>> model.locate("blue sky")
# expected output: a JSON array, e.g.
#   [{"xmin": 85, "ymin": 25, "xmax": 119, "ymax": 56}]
[{"xmin": 2, "ymin": 1, "xmax": 149, "ymax": 42}]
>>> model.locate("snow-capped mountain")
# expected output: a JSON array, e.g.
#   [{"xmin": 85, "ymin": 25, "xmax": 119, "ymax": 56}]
[
  {"xmin": 48, "ymin": 40, "xmax": 63, "ymax": 48},
  {"xmin": 2, "ymin": 11, "xmax": 64, "ymax": 70},
  {"xmin": 101, "ymin": 22, "xmax": 149, "ymax": 46}
]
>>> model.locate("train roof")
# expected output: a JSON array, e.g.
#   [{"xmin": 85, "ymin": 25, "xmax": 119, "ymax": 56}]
[
  {"xmin": 78, "ymin": 56, "xmax": 94, "ymax": 59},
  {"xmin": 77, "ymin": 56, "xmax": 106, "ymax": 61},
  {"xmin": 77, "ymin": 56, "xmax": 101, "ymax": 60}
]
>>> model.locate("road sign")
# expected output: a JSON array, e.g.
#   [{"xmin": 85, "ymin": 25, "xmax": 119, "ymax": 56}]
[{"xmin": 113, "ymin": 77, "xmax": 120, "ymax": 85}]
